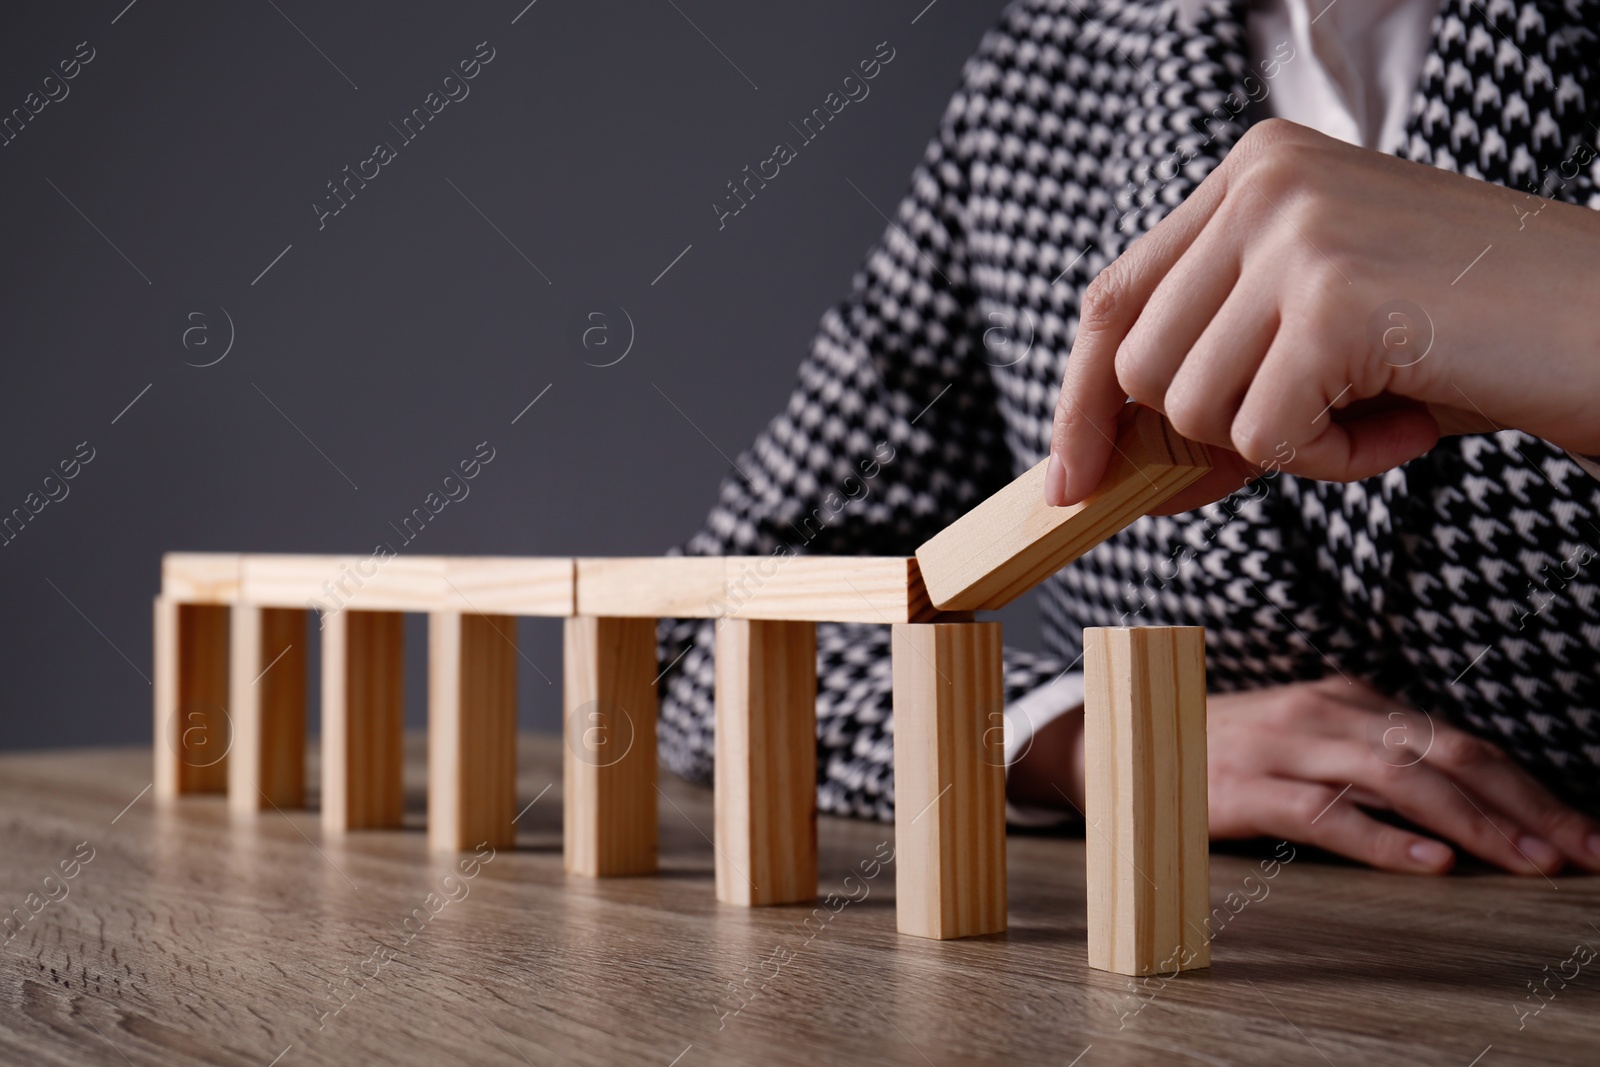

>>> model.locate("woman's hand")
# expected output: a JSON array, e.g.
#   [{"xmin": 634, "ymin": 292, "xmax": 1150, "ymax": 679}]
[
  {"xmin": 1205, "ymin": 678, "xmax": 1599, "ymax": 874},
  {"xmin": 1008, "ymin": 675, "xmax": 1600, "ymax": 875},
  {"xmin": 1046, "ymin": 118, "xmax": 1600, "ymax": 510}
]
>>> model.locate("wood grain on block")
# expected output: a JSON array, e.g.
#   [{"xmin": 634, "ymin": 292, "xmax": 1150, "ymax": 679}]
[
  {"xmin": 161, "ymin": 553, "xmax": 242, "ymax": 604},
  {"xmin": 321, "ymin": 609, "xmax": 405, "ymax": 832},
  {"xmin": 891, "ymin": 622, "xmax": 1007, "ymax": 940},
  {"xmin": 563, "ymin": 616, "xmax": 659, "ymax": 876},
  {"xmin": 233, "ymin": 554, "xmax": 575, "ymax": 615},
  {"xmin": 915, "ymin": 406, "xmax": 1211, "ymax": 611},
  {"xmin": 1084, "ymin": 626, "xmax": 1210, "ymax": 976},
  {"xmin": 576, "ymin": 555, "xmax": 941, "ymax": 623},
  {"xmin": 227, "ymin": 606, "xmax": 307, "ymax": 813},
  {"xmin": 715, "ymin": 619, "xmax": 818, "ymax": 906},
  {"xmin": 153, "ymin": 598, "xmax": 231, "ymax": 798},
  {"xmin": 428, "ymin": 612, "xmax": 518, "ymax": 852},
  {"xmin": 242, "ymin": 554, "xmax": 450, "ymax": 612},
  {"xmin": 442, "ymin": 557, "xmax": 574, "ymax": 616}
]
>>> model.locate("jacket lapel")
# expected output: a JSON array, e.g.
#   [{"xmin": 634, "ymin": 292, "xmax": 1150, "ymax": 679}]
[{"xmin": 1399, "ymin": 0, "xmax": 1598, "ymax": 202}]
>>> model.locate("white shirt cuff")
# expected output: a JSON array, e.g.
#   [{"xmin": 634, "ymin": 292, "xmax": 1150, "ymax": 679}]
[{"xmin": 1002, "ymin": 671, "xmax": 1085, "ymax": 827}]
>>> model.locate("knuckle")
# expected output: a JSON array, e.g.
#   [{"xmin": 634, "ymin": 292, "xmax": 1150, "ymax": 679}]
[
  {"xmin": 1237, "ymin": 116, "xmax": 1303, "ymax": 157},
  {"xmin": 1240, "ymin": 136, "xmax": 1305, "ymax": 201},
  {"xmin": 1164, "ymin": 383, "xmax": 1203, "ymax": 435},
  {"xmin": 1051, "ymin": 385, "xmax": 1094, "ymax": 448},
  {"xmin": 1370, "ymin": 757, "xmax": 1411, "ymax": 788},
  {"xmin": 1051, "ymin": 384, "xmax": 1075, "ymax": 428},
  {"xmin": 1078, "ymin": 269, "xmax": 1125, "ymax": 334},
  {"xmin": 1238, "ymin": 115, "xmax": 1313, "ymax": 163},
  {"xmin": 1292, "ymin": 785, "xmax": 1340, "ymax": 826},
  {"xmin": 1432, "ymin": 730, "xmax": 1495, "ymax": 771},
  {"xmin": 1267, "ymin": 689, "xmax": 1319, "ymax": 729},
  {"xmin": 1163, "ymin": 386, "xmax": 1218, "ymax": 443},
  {"xmin": 1231, "ymin": 418, "xmax": 1283, "ymax": 469},
  {"xmin": 1113, "ymin": 342, "xmax": 1159, "ymax": 405}
]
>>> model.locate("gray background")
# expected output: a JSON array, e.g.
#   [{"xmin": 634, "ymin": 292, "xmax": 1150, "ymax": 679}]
[{"xmin": 0, "ymin": 0, "xmax": 1043, "ymax": 751}]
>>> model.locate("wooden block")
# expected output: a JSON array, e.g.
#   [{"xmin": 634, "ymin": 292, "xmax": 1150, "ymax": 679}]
[
  {"xmin": 321, "ymin": 609, "xmax": 405, "ymax": 832},
  {"xmin": 575, "ymin": 557, "xmax": 726, "ymax": 619},
  {"xmin": 243, "ymin": 555, "xmax": 452, "ymax": 612},
  {"xmin": 428, "ymin": 612, "xmax": 518, "ymax": 852},
  {"xmin": 238, "ymin": 554, "xmax": 575, "ymax": 615},
  {"xmin": 714, "ymin": 619, "xmax": 818, "ymax": 906},
  {"xmin": 161, "ymin": 553, "xmax": 242, "ymax": 604},
  {"xmin": 576, "ymin": 555, "xmax": 944, "ymax": 623},
  {"xmin": 153, "ymin": 598, "xmax": 231, "ymax": 798},
  {"xmin": 563, "ymin": 616, "xmax": 658, "ymax": 876},
  {"xmin": 442, "ymin": 557, "xmax": 574, "ymax": 616},
  {"xmin": 227, "ymin": 606, "xmax": 307, "ymax": 813},
  {"xmin": 891, "ymin": 622, "xmax": 1006, "ymax": 940},
  {"xmin": 915, "ymin": 406, "xmax": 1210, "ymax": 611},
  {"xmin": 1084, "ymin": 626, "xmax": 1210, "ymax": 976}
]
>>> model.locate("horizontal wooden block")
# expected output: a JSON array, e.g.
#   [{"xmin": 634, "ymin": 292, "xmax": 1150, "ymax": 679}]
[
  {"xmin": 161, "ymin": 553, "xmax": 242, "ymax": 604},
  {"xmin": 1084, "ymin": 626, "xmax": 1210, "ymax": 977},
  {"xmin": 892, "ymin": 622, "xmax": 1007, "ymax": 940},
  {"xmin": 219, "ymin": 555, "xmax": 573, "ymax": 616},
  {"xmin": 915, "ymin": 406, "xmax": 1210, "ymax": 611},
  {"xmin": 244, "ymin": 555, "xmax": 448, "ymax": 612},
  {"xmin": 575, "ymin": 555, "xmax": 945, "ymax": 623},
  {"xmin": 441, "ymin": 557, "xmax": 575, "ymax": 616}
]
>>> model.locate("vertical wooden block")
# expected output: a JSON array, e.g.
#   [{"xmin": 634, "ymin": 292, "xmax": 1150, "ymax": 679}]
[
  {"xmin": 891, "ymin": 622, "xmax": 1006, "ymax": 940},
  {"xmin": 563, "ymin": 616, "xmax": 658, "ymax": 876},
  {"xmin": 321, "ymin": 609, "xmax": 405, "ymax": 832},
  {"xmin": 228, "ymin": 606, "xmax": 307, "ymax": 813},
  {"xmin": 153, "ymin": 598, "xmax": 231, "ymax": 799},
  {"xmin": 428, "ymin": 611, "xmax": 518, "ymax": 852},
  {"xmin": 1084, "ymin": 626, "xmax": 1210, "ymax": 976},
  {"xmin": 714, "ymin": 619, "xmax": 818, "ymax": 906}
]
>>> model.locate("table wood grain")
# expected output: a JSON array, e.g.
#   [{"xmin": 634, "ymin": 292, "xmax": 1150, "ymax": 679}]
[{"xmin": 2, "ymin": 735, "xmax": 1597, "ymax": 1066}]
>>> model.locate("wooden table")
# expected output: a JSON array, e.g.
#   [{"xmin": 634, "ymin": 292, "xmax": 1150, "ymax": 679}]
[{"xmin": 3, "ymin": 736, "xmax": 1596, "ymax": 1066}]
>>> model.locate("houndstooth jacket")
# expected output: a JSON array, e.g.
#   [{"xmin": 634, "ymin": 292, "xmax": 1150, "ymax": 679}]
[{"xmin": 658, "ymin": 0, "xmax": 1600, "ymax": 822}]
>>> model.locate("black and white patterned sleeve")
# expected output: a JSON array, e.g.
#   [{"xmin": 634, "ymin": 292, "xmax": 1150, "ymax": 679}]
[{"xmin": 655, "ymin": 59, "xmax": 1070, "ymax": 822}]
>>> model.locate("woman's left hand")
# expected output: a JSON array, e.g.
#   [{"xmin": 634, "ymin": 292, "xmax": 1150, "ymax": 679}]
[{"xmin": 1046, "ymin": 118, "xmax": 1600, "ymax": 509}]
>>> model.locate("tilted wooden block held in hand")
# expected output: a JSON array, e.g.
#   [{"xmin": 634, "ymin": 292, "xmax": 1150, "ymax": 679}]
[{"xmin": 915, "ymin": 406, "xmax": 1211, "ymax": 611}]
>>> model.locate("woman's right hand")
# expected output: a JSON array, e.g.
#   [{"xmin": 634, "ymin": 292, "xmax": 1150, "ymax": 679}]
[
  {"xmin": 1045, "ymin": 118, "xmax": 1600, "ymax": 512},
  {"xmin": 1009, "ymin": 675, "xmax": 1600, "ymax": 875}
]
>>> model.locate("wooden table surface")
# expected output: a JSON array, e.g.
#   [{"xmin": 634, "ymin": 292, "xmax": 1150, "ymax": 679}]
[{"xmin": 3, "ymin": 735, "xmax": 1597, "ymax": 1067}]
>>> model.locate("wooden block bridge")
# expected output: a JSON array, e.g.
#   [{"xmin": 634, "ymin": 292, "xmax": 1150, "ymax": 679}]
[{"xmin": 153, "ymin": 406, "xmax": 1217, "ymax": 969}]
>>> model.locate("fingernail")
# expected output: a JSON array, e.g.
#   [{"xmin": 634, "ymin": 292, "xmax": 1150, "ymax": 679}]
[
  {"xmin": 1408, "ymin": 839, "xmax": 1453, "ymax": 870},
  {"xmin": 1518, "ymin": 834, "xmax": 1562, "ymax": 871},
  {"xmin": 1044, "ymin": 451, "xmax": 1067, "ymax": 507}
]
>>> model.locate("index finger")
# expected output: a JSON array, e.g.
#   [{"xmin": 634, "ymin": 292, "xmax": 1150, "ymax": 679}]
[{"xmin": 1047, "ymin": 159, "xmax": 1237, "ymax": 506}]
